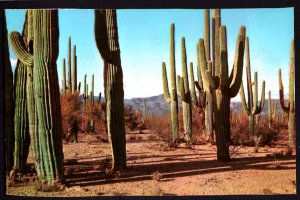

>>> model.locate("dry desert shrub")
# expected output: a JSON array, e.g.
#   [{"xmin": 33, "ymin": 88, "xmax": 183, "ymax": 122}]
[{"xmin": 60, "ymin": 92, "xmax": 81, "ymax": 141}]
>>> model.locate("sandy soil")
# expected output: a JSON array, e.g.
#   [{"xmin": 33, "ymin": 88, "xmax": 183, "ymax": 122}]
[{"xmin": 6, "ymin": 131, "xmax": 296, "ymax": 196}]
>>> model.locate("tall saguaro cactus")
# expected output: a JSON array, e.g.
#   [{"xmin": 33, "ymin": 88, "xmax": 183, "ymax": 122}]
[
  {"xmin": 278, "ymin": 39, "xmax": 295, "ymax": 151},
  {"xmin": 198, "ymin": 25, "xmax": 246, "ymax": 161},
  {"xmin": 178, "ymin": 38, "xmax": 192, "ymax": 141},
  {"xmin": 67, "ymin": 36, "xmax": 72, "ymax": 92},
  {"xmin": 239, "ymin": 37, "xmax": 265, "ymax": 148},
  {"xmin": 9, "ymin": 9, "xmax": 63, "ymax": 184},
  {"xmin": 95, "ymin": 9, "xmax": 126, "ymax": 170},
  {"xmin": 72, "ymin": 45, "xmax": 77, "ymax": 93},
  {"xmin": 62, "ymin": 59, "xmax": 66, "ymax": 93},
  {"xmin": 162, "ymin": 23, "xmax": 179, "ymax": 140},
  {"xmin": 4, "ymin": 11, "xmax": 15, "ymax": 172}
]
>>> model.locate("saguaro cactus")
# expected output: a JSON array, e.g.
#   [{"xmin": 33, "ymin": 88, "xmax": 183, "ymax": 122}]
[
  {"xmin": 178, "ymin": 38, "xmax": 192, "ymax": 141},
  {"xmin": 9, "ymin": 9, "xmax": 64, "ymax": 184},
  {"xmin": 4, "ymin": 11, "xmax": 15, "ymax": 172},
  {"xmin": 91, "ymin": 74, "xmax": 94, "ymax": 104},
  {"xmin": 198, "ymin": 25, "xmax": 246, "ymax": 161},
  {"xmin": 278, "ymin": 39, "xmax": 295, "ymax": 151},
  {"xmin": 62, "ymin": 59, "xmax": 66, "ymax": 93},
  {"xmin": 83, "ymin": 74, "xmax": 87, "ymax": 105},
  {"xmin": 268, "ymin": 91, "xmax": 277, "ymax": 128},
  {"xmin": 95, "ymin": 9, "xmax": 126, "ymax": 170},
  {"xmin": 72, "ymin": 44, "xmax": 77, "ymax": 93},
  {"xmin": 12, "ymin": 12, "xmax": 30, "ymax": 173},
  {"xmin": 239, "ymin": 37, "xmax": 265, "ymax": 148},
  {"xmin": 67, "ymin": 36, "xmax": 72, "ymax": 92},
  {"xmin": 162, "ymin": 23, "xmax": 179, "ymax": 140}
]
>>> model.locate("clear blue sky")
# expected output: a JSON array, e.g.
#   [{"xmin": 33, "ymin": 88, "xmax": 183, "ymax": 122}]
[{"xmin": 6, "ymin": 8, "xmax": 294, "ymax": 101}]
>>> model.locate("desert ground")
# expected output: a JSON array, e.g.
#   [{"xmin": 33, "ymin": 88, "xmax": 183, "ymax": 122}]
[{"xmin": 6, "ymin": 130, "xmax": 296, "ymax": 196}]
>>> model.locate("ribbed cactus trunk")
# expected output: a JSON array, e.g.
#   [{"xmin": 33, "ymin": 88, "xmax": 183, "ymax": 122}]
[
  {"xmin": 278, "ymin": 39, "xmax": 295, "ymax": 152},
  {"xmin": 9, "ymin": 9, "xmax": 64, "ymax": 183},
  {"xmin": 199, "ymin": 25, "xmax": 246, "ymax": 161},
  {"xmin": 12, "ymin": 13, "xmax": 31, "ymax": 172},
  {"xmin": 13, "ymin": 61, "xmax": 30, "ymax": 172},
  {"xmin": 4, "ymin": 11, "xmax": 15, "ymax": 172},
  {"xmin": 179, "ymin": 38, "xmax": 192, "ymax": 141},
  {"xmin": 91, "ymin": 74, "xmax": 94, "ymax": 104},
  {"xmin": 162, "ymin": 23, "xmax": 178, "ymax": 141},
  {"xmin": 95, "ymin": 9, "xmax": 126, "ymax": 170},
  {"xmin": 203, "ymin": 9, "xmax": 214, "ymax": 140}
]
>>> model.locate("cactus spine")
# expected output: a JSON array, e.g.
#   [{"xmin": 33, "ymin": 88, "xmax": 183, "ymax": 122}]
[
  {"xmin": 9, "ymin": 9, "xmax": 64, "ymax": 183},
  {"xmin": 162, "ymin": 23, "xmax": 178, "ymax": 140},
  {"xmin": 199, "ymin": 24, "xmax": 246, "ymax": 160},
  {"xmin": 268, "ymin": 91, "xmax": 277, "ymax": 128},
  {"xmin": 278, "ymin": 39, "xmax": 295, "ymax": 151},
  {"xmin": 4, "ymin": 11, "xmax": 15, "ymax": 172},
  {"xmin": 239, "ymin": 37, "xmax": 265, "ymax": 148},
  {"xmin": 95, "ymin": 9, "xmax": 126, "ymax": 170}
]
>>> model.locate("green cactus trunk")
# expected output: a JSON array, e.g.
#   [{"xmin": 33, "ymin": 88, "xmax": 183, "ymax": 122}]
[
  {"xmin": 13, "ymin": 13, "xmax": 31, "ymax": 172},
  {"xmin": 9, "ymin": 9, "xmax": 64, "ymax": 183},
  {"xmin": 83, "ymin": 74, "xmax": 87, "ymax": 105},
  {"xmin": 249, "ymin": 115, "xmax": 255, "ymax": 135},
  {"xmin": 4, "ymin": 11, "xmax": 15, "ymax": 172},
  {"xmin": 13, "ymin": 62, "xmax": 30, "ymax": 172},
  {"xmin": 91, "ymin": 74, "xmax": 94, "ymax": 104},
  {"xmin": 180, "ymin": 38, "xmax": 192, "ymax": 141},
  {"xmin": 204, "ymin": 9, "xmax": 214, "ymax": 140},
  {"xmin": 162, "ymin": 23, "xmax": 179, "ymax": 141},
  {"xmin": 278, "ymin": 39, "xmax": 295, "ymax": 151},
  {"xmin": 95, "ymin": 9, "xmax": 126, "ymax": 170}
]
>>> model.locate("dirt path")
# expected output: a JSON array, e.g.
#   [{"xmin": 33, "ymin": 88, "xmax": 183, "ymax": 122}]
[{"xmin": 6, "ymin": 131, "xmax": 296, "ymax": 196}]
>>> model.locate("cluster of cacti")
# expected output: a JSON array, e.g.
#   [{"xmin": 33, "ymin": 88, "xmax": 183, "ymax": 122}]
[
  {"xmin": 268, "ymin": 91, "xmax": 277, "ymax": 128},
  {"xmin": 9, "ymin": 9, "xmax": 63, "ymax": 184},
  {"xmin": 62, "ymin": 36, "xmax": 77, "ymax": 94},
  {"xmin": 239, "ymin": 37, "xmax": 265, "ymax": 149},
  {"xmin": 278, "ymin": 39, "xmax": 295, "ymax": 152},
  {"xmin": 82, "ymin": 74, "xmax": 97, "ymax": 105},
  {"xmin": 95, "ymin": 9, "xmax": 126, "ymax": 170},
  {"xmin": 4, "ymin": 11, "xmax": 15, "ymax": 173},
  {"xmin": 162, "ymin": 23, "xmax": 179, "ymax": 141}
]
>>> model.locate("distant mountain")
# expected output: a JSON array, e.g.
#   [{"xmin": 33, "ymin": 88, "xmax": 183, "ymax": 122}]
[{"xmin": 79, "ymin": 94, "xmax": 283, "ymax": 117}]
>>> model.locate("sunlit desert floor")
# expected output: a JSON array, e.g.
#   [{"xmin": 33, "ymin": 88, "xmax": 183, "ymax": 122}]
[{"xmin": 6, "ymin": 131, "xmax": 296, "ymax": 196}]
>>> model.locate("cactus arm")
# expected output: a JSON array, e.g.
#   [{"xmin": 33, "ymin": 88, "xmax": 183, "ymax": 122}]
[
  {"xmin": 219, "ymin": 26, "xmax": 229, "ymax": 91},
  {"xmin": 181, "ymin": 37, "xmax": 190, "ymax": 96},
  {"xmin": 239, "ymin": 82, "xmax": 251, "ymax": 115},
  {"xmin": 229, "ymin": 26, "xmax": 246, "ymax": 97},
  {"xmin": 212, "ymin": 9, "xmax": 221, "ymax": 76},
  {"xmin": 278, "ymin": 69, "xmax": 290, "ymax": 113},
  {"xmin": 198, "ymin": 39, "xmax": 218, "ymax": 89},
  {"xmin": 289, "ymin": 39, "xmax": 295, "ymax": 113},
  {"xmin": 9, "ymin": 31, "xmax": 33, "ymax": 66},
  {"xmin": 162, "ymin": 62, "xmax": 171, "ymax": 103}
]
